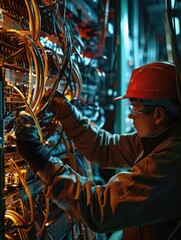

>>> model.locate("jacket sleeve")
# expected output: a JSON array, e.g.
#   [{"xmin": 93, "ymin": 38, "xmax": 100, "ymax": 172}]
[
  {"xmin": 60, "ymin": 107, "xmax": 142, "ymax": 168},
  {"xmin": 38, "ymin": 142, "xmax": 181, "ymax": 233}
]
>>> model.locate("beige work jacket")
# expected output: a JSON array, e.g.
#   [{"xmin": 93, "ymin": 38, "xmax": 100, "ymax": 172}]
[{"xmin": 44, "ymin": 107, "xmax": 181, "ymax": 240}]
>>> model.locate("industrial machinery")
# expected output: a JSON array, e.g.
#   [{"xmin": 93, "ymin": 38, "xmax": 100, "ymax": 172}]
[
  {"xmin": 1, "ymin": 0, "xmax": 181, "ymax": 239},
  {"xmin": 0, "ymin": 0, "xmax": 112, "ymax": 239}
]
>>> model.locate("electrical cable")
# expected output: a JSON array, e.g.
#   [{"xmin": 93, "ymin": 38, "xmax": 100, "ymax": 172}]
[
  {"xmin": 97, "ymin": 0, "xmax": 110, "ymax": 57},
  {"xmin": 24, "ymin": 0, "xmax": 36, "ymax": 40},
  {"xmin": 27, "ymin": 37, "xmax": 45, "ymax": 113},
  {"xmin": 37, "ymin": 41, "xmax": 71, "ymax": 117},
  {"xmin": 5, "ymin": 210, "xmax": 29, "ymax": 239},
  {"xmin": 31, "ymin": 0, "xmax": 41, "ymax": 42},
  {"xmin": 3, "ymin": 156, "xmax": 35, "ymax": 239},
  {"xmin": 7, "ymin": 82, "xmax": 43, "ymax": 142},
  {"xmin": 7, "ymin": 158, "xmax": 34, "ymax": 231},
  {"xmin": 25, "ymin": 44, "xmax": 34, "ymax": 106},
  {"xmin": 2, "ymin": 29, "xmax": 45, "ymax": 113},
  {"xmin": 23, "ymin": 0, "xmax": 41, "ymax": 42},
  {"xmin": 1, "ymin": 1, "xmax": 105, "ymax": 239},
  {"xmin": 38, "ymin": 10, "xmax": 73, "ymax": 109},
  {"xmin": 36, "ymin": 197, "xmax": 49, "ymax": 238},
  {"xmin": 2, "ymin": 48, "xmax": 25, "ymax": 65},
  {"xmin": 37, "ymin": 48, "xmax": 62, "ymax": 115},
  {"xmin": 5, "ymin": 160, "xmax": 50, "ymax": 238}
]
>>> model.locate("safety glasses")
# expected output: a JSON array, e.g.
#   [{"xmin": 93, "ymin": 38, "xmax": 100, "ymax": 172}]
[{"xmin": 129, "ymin": 105, "xmax": 155, "ymax": 116}]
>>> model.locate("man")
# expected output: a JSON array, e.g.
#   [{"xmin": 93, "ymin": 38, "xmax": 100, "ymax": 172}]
[{"xmin": 15, "ymin": 61, "xmax": 181, "ymax": 240}]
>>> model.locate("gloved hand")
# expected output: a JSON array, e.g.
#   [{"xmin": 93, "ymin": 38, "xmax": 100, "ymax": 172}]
[
  {"xmin": 15, "ymin": 111, "xmax": 51, "ymax": 173},
  {"xmin": 44, "ymin": 90, "xmax": 74, "ymax": 120}
]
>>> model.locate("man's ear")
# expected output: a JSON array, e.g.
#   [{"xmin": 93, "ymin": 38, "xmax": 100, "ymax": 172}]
[{"xmin": 154, "ymin": 107, "xmax": 166, "ymax": 125}]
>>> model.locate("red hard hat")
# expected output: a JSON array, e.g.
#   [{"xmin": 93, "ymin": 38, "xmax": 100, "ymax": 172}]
[{"xmin": 115, "ymin": 61, "xmax": 178, "ymax": 100}]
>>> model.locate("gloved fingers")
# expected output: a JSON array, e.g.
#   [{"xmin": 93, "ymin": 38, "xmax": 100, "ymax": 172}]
[
  {"xmin": 15, "ymin": 124, "xmax": 40, "ymax": 142},
  {"xmin": 44, "ymin": 89, "xmax": 68, "ymax": 103},
  {"xmin": 14, "ymin": 111, "xmax": 40, "ymax": 142},
  {"xmin": 16, "ymin": 139, "xmax": 51, "ymax": 172},
  {"xmin": 54, "ymin": 90, "xmax": 68, "ymax": 100},
  {"xmin": 18, "ymin": 111, "xmax": 36, "ymax": 125},
  {"xmin": 53, "ymin": 91, "xmax": 69, "ymax": 105},
  {"xmin": 53, "ymin": 96, "xmax": 66, "ymax": 105},
  {"xmin": 15, "ymin": 126, "xmax": 40, "ymax": 141},
  {"xmin": 15, "ymin": 111, "xmax": 35, "ymax": 132}
]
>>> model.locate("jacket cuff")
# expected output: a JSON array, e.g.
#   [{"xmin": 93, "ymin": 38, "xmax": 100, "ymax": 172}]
[{"xmin": 36, "ymin": 156, "xmax": 63, "ymax": 186}]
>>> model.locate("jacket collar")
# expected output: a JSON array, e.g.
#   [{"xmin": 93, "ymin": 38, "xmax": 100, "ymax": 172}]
[{"xmin": 139, "ymin": 120, "xmax": 181, "ymax": 157}]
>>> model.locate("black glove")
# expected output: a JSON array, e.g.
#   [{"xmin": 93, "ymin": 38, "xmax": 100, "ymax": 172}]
[
  {"xmin": 44, "ymin": 90, "xmax": 74, "ymax": 120},
  {"xmin": 15, "ymin": 111, "xmax": 51, "ymax": 173}
]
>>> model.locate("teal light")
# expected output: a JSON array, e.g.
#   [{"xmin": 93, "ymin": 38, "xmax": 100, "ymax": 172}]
[{"xmin": 174, "ymin": 17, "xmax": 180, "ymax": 35}]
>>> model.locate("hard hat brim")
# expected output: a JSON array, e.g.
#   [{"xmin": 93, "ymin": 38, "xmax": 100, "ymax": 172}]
[{"xmin": 113, "ymin": 95, "xmax": 128, "ymax": 100}]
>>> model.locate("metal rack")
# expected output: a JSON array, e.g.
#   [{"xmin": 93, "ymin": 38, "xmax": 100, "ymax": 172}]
[{"xmin": 0, "ymin": 65, "xmax": 5, "ymax": 239}]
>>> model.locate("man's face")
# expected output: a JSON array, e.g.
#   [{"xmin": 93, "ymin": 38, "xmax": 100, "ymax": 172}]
[{"xmin": 128, "ymin": 102, "xmax": 158, "ymax": 138}]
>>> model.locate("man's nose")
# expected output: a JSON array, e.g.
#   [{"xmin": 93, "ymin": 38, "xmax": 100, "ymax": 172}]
[{"xmin": 128, "ymin": 113, "xmax": 134, "ymax": 119}]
